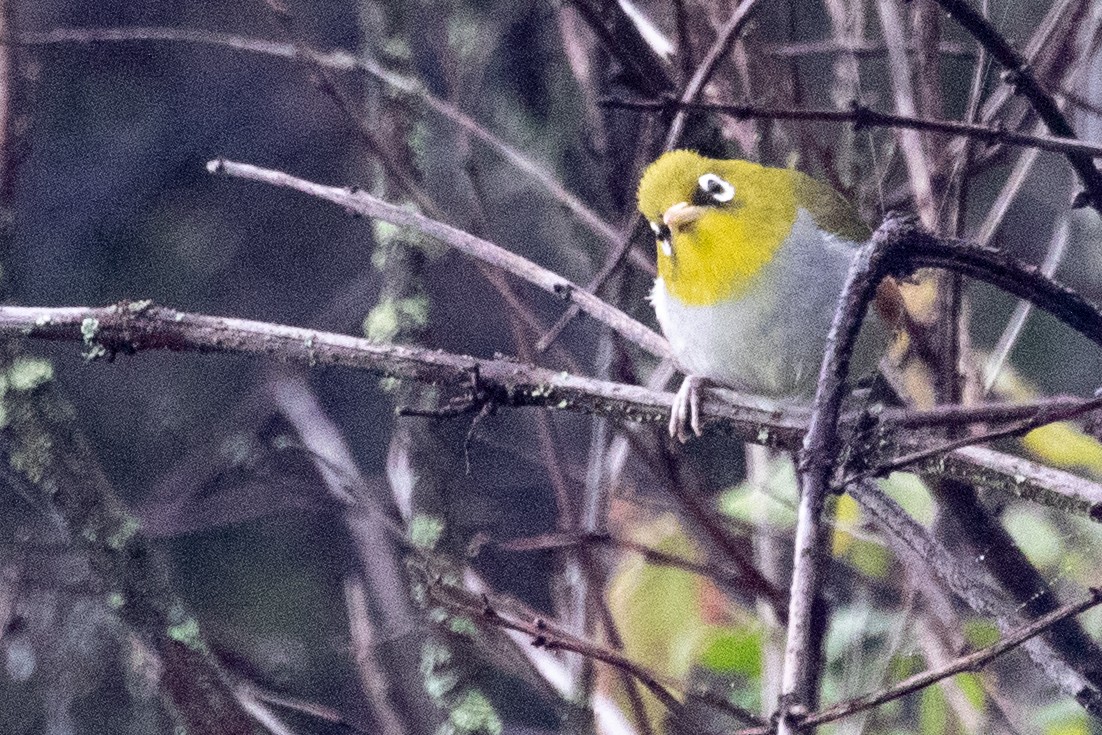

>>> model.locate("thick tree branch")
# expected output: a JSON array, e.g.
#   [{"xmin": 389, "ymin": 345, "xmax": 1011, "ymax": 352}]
[
  {"xmin": 4, "ymin": 302, "xmax": 1102, "ymax": 522},
  {"xmin": 778, "ymin": 217, "xmax": 896, "ymax": 730}
]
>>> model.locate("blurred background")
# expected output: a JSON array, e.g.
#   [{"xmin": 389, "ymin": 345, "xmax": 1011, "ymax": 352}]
[{"xmin": 3, "ymin": 0, "xmax": 1102, "ymax": 733}]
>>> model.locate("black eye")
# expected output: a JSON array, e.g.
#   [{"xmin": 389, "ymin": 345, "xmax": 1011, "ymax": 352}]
[{"xmin": 697, "ymin": 173, "xmax": 735, "ymax": 203}]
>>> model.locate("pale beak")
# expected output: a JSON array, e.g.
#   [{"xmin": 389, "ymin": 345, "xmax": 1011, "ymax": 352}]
[{"xmin": 662, "ymin": 201, "xmax": 705, "ymax": 230}]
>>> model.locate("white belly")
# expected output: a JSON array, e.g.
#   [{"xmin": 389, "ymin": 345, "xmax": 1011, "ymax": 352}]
[{"xmin": 650, "ymin": 209, "xmax": 879, "ymax": 398}]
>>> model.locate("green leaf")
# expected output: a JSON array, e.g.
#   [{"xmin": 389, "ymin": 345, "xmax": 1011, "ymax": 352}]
[{"xmin": 699, "ymin": 626, "xmax": 763, "ymax": 677}]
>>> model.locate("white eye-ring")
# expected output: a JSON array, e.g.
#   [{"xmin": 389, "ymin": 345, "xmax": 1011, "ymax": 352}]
[
  {"xmin": 698, "ymin": 172, "xmax": 735, "ymax": 203},
  {"xmin": 649, "ymin": 220, "xmax": 673, "ymax": 256}
]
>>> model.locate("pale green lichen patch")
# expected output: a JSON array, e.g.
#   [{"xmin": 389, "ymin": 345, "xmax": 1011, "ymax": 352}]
[
  {"xmin": 447, "ymin": 690, "xmax": 502, "ymax": 735},
  {"xmin": 106, "ymin": 591, "xmax": 125, "ymax": 610},
  {"xmin": 409, "ymin": 514, "xmax": 445, "ymax": 550},
  {"xmin": 10, "ymin": 430, "xmax": 53, "ymax": 484},
  {"xmin": 364, "ymin": 296, "xmax": 430, "ymax": 343},
  {"xmin": 81, "ymin": 317, "xmax": 107, "ymax": 361},
  {"xmin": 80, "ymin": 317, "xmax": 99, "ymax": 341},
  {"xmin": 106, "ymin": 515, "xmax": 141, "ymax": 550},
  {"xmin": 421, "ymin": 643, "xmax": 459, "ymax": 702},
  {"xmin": 8, "ymin": 358, "xmax": 53, "ymax": 392},
  {"xmin": 167, "ymin": 616, "xmax": 207, "ymax": 653},
  {"xmin": 127, "ymin": 299, "xmax": 154, "ymax": 313},
  {"xmin": 448, "ymin": 616, "xmax": 477, "ymax": 637},
  {"xmin": 418, "ymin": 639, "xmax": 458, "ymax": 705}
]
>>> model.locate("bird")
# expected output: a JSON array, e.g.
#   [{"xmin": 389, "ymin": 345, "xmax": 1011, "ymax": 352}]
[{"xmin": 636, "ymin": 149, "xmax": 899, "ymax": 441}]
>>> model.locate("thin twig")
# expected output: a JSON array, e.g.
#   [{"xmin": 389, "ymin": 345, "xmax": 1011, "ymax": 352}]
[
  {"xmin": 806, "ymin": 588, "xmax": 1102, "ymax": 728},
  {"xmin": 846, "ymin": 391, "xmax": 1102, "ymax": 485},
  {"xmin": 763, "ymin": 39, "xmax": 973, "ymax": 59},
  {"xmin": 537, "ymin": 0, "xmax": 764, "ymax": 354},
  {"xmin": 561, "ymin": 0, "xmax": 674, "ymax": 98},
  {"xmin": 844, "ymin": 480, "xmax": 1102, "ymax": 715},
  {"xmin": 501, "ymin": 531, "xmax": 775, "ymax": 599},
  {"xmin": 662, "ymin": 0, "xmax": 764, "ymax": 151},
  {"xmin": 735, "ymin": 587, "xmax": 1102, "ymax": 733},
  {"xmin": 605, "ymin": 97, "xmax": 1102, "ymax": 159},
  {"xmin": 876, "ymin": 0, "xmax": 936, "ymax": 226},
  {"xmin": 984, "ymin": 218, "xmax": 1071, "ymax": 392},
  {"xmin": 877, "ymin": 394, "xmax": 1102, "ymax": 429},
  {"xmin": 426, "ymin": 571, "xmax": 763, "ymax": 731}
]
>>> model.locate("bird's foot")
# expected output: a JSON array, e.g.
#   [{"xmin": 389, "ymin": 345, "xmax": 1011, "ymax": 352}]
[{"xmin": 670, "ymin": 375, "xmax": 711, "ymax": 442}]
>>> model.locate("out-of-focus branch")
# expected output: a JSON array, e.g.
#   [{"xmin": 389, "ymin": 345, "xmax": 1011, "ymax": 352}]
[
  {"xmin": 876, "ymin": 0, "xmax": 936, "ymax": 226},
  {"xmin": 735, "ymin": 583, "xmax": 1102, "ymax": 733},
  {"xmin": 0, "ymin": 365, "xmax": 260, "ymax": 734},
  {"xmin": 536, "ymin": 0, "xmax": 764, "ymax": 354},
  {"xmin": 662, "ymin": 0, "xmax": 763, "ymax": 150},
  {"xmin": 206, "ymin": 158, "xmax": 672, "ymax": 359},
  {"xmin": 424, "ymin": 564, "xmax": 765, "ymax": 729},
  {"xmin": 763, "ymin": 39, "xmax": 973, "ymax": 59},
  {"xmin": 802, "ymin": 588, "xmax": 1102, "ymax": 728},
  {"xmin": 931, "ymin": 0, "xmax": 1102, "ymax": 212},
  {"xmin": 845, "ymin": 480, "xmax": 1102, "ymax": 715},
  {"xmin": 13, "ymin": 27, "xmax": 623, "ymax": 249},
  {"xmin": 500, "ymin": 530, "xmax": 774, "ymax": 596},
  {"xmin": 605, "ymin": 97, "xmax": 1102, "ymax": 159},
  {"xmin": 561, "ymin": 0, "xmax": 675, "ymax": 98}
]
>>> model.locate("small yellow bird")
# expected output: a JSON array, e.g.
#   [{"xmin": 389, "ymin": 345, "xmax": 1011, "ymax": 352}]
[{"xmin": 637, "ymin": 150, "xmax": 897, "ymax": 440}]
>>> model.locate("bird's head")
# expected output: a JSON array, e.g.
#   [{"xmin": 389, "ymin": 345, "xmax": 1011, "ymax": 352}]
[{"xmin": 637, "ymin": 149, "xmax": 866, "ymax": 306}]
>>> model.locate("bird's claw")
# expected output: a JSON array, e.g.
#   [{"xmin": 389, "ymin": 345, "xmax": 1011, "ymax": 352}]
[{"xmin": 670, "ymin": 375, "xmax": 708, "ymax": 442}]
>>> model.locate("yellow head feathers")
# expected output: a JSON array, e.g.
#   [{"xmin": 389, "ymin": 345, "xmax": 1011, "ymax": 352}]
[{"xmin": 636, "ymin": 150, "xmax": 868, "ymax": 306}]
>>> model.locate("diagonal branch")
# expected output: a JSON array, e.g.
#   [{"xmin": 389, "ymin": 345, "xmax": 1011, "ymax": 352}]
[
  {"xmin": 206, "ymin": 158, "xmax": 672, "ymax": 359},
  {"xmin": 796, "ymin": 588, "xmax": 1102, "ymax": 729}
]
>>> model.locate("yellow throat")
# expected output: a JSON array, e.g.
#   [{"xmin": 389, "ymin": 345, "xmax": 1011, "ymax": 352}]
[{"xmin": 636, "ymin": 150, "xmax": 869, "ymax": 307}]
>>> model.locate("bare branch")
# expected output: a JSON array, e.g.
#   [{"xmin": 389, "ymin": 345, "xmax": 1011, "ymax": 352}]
[
  {"xmin": 662, "ymin": 0, "xmax": 764, "ymax": 151},
  {"xmin": 205, "ymin": 158, "xmax": 672, "ymax": 359},
  {"xmin": 778, "ymin": 211, "xmax": 897, "ymax": 730},
  {"xmin": 799, "ymin": 588, "xmax": 1102, "ymax": 729},
  {"xmin": 6, "ymin": 301, "xmax": 1102, "ymax": 521},
  {"xmin": 424, "ymin": 565, "xmax": 766, "ymax": 730}
]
